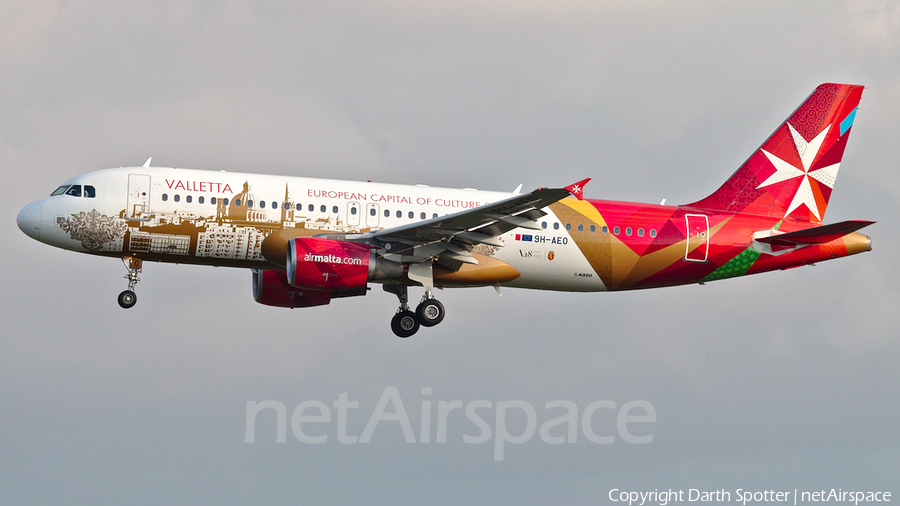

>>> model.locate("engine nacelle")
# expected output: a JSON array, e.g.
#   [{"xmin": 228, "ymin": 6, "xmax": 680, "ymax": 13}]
[
  {"xmin": 252, "ymin": 269, "xmax": 331, "ymax": 308},
  {"xmin": 286, "ymin": 237, "xmax": 372, "ymax": 291}
]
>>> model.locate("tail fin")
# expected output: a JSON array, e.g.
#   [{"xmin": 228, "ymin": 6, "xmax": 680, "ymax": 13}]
[{"xmin": 687, "ymin": 83, "xmax": 864, "ymax": 222}]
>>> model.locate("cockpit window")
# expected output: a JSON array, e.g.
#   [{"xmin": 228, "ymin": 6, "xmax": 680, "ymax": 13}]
[
  {"xmin": 51, "ymin": 185, "xmax": 69, "ymax": 196},
  {"xmin": 84, "ymin": 185, "xmax": 96, "ymax": 198},
  {"xmin": 65, "ymin": 185, "xmax": 82, "ymax": 197}
]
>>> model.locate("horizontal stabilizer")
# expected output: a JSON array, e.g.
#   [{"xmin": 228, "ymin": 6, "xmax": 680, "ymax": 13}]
[{"xmin": 754, "ymin": 220, "xmax": 874, "ymax": 247}]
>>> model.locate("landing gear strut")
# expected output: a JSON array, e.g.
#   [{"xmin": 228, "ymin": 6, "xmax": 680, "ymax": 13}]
[
  {"xmin": 384, "ymin": 284, "xmax": 445, "ymax": 338},
  {"xmin": 118, "ymin": 257, "xmax": 142, "ymax": 309}
]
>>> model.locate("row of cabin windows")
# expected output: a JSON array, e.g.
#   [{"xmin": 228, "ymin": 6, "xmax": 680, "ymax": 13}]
[
  {"xmin": 161, "ymin": 193, "xmax": 327, "ymax": 212},
  {"xmin": 51, "ymin": 185, "xmax": 96, "ymax": 198},
  {"xmin": 160, "ymin": 193, "xmax": 442, "ymax": 220},
  {"xmin": 540, "ymin": 221, "xmax": 657, "ymax": 238},
  {"xmin": 373, "ymin": 208, "xmax": 439, "ymax": 220},
  {"xmin": 156, "ymin": 193, "xmax": 657, "ymax": 237}
]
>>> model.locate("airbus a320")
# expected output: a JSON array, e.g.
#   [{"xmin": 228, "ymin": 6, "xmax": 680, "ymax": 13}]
[{"xmin": 17, "ymin": 83, "xmax": 873, "ymax": 337}]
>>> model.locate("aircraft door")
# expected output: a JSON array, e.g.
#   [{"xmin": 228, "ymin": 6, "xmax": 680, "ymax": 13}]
[
  {"xmin": 366, "ymin": 203, "xmax": 380, "ymax": 228},
  {"xmin": 684, "ymin": 214, "xmax": 709, "ymax": 262},
  {"xmin": 127, "ymin": 174, "xmax": 151, "ymax": 220},
  {"xmin": 347, "ymin": 202, "xmax": 361, "ymax": 227}
]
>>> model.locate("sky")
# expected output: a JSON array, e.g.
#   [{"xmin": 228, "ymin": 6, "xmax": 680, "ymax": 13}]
[{"xmin": 2, "ymin": 1, "xmax": 899, "ymax": 504}]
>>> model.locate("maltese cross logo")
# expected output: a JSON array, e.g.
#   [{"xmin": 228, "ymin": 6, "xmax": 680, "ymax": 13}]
[{"xmin": 756, "ymin": 123, "xmax": 840, "ymax": 221}]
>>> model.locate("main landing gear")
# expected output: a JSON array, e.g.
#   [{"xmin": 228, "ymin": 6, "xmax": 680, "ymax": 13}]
[
  {"xmin": 118, "ymin": 257, "xmax": 142, "ymax": 309},
  {"xmin": 384, "ymin": 285, "xmax": 446, "ymax": 338}
]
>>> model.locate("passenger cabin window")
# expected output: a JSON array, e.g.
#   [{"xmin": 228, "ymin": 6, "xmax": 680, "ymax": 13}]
[
  {"xmin": 162, "ymin": 194, "xmax": 168, "ymax": 201},
  {"xmin": 186, "ymin": 195, "xmax": 192, "ymax": 203},
  {"xmin": 174, "ymin": 195, "xmax": 180, "ymax": 203},
  {"xmin": 65, "ymin": 185, "xmax": 82, "ymax": 197},
  {"xmin": 222, "ymin": 198, "xmax": 229, "ymax": 206},
  {"xmin": 308, "ymin": 204, "xmax": 314, "ymax": 212},
  {"xmin": 84, "ymin": 186, "xmax": 96, "ymax": 198},
  {"xmin": 384, "ymin": 209, "xmax": 389, "ymax": 217},
  {"xmin": 320, "ymin": 205, "xmax": 326, "ymax": 213},
  {"xmin": 211, "ymin": 197, "xmax": 217, "ymax": 205},
  {"xmin": 420, "ymin": 212, "xmax": 426, "ymax": 220},
  {"xmin": 234, "ymin": 198, "xmax": 241, "ymax": 206},
  {"xmin": 408, "ymin": 211, "xmax": 414, "ymax": 219},
  {"xmin": 51, "ymin": 186, "xmax": 69, "ymax": 196},
  {"xmin": 199, "ymin": 196, "xmax": 205, "ymax": 204},
  {"xmin": 396, "ymin": 210, "xmax": 402, "ymax": 218},
  {"xmin": 553, "ymin": 223, "xmax": 559, "ymax": 230},
  {"xmin": 272, "ymin": 202, "xmax": 277, "ymax": 210},
  {"xmin": 333, "ymin": 206, "xmax": 339, "ymax": 214}
]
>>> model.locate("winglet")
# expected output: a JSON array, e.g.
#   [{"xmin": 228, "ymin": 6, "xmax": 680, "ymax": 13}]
[
  {"xmin": 564, "ymin": 178, "xmax": 591, "ymax": 200},
  {"xmin": 143, "ymin": 157, "xmax": 152, "ymax": 168}
]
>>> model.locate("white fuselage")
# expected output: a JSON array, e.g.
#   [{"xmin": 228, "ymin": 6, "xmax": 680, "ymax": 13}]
[{"xmin": 18, "ymin": 167, "xmax": 606, "ymax": 292}]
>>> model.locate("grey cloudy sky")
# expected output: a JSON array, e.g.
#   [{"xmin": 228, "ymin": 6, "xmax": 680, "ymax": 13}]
[{"xmin": 2, "ymin": 1, "xmax": 898, "ymax": 504}]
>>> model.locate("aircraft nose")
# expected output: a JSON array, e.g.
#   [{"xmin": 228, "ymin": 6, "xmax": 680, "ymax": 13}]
[{"xmin": 17, "ymin": 201, "xmax": 43, "ymax": 241}]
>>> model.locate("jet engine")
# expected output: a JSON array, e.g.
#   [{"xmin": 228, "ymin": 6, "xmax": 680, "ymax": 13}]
[
  {"xmin": 286, "ymin": 237, "xmax": 371, "ymax": 290},
  {"xmin": 252, "ymin": 269, "xmax": 332, "ymax": 308},
  {"xmin": 285, "ymin": 237, "xmax": 405, "ymax": 291}
]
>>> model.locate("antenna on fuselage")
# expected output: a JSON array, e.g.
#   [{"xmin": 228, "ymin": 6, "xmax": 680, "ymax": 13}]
[{"xmin": 143, "ymin": 157, "xmax": 152, "ymax": 168}]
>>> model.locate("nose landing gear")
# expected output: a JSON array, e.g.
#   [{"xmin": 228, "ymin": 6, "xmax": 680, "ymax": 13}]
[{"xmin": 118, "ymin": 257, "xmax": 142, "ymax": 309}]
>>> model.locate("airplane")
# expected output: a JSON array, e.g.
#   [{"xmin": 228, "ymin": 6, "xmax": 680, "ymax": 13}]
[{"xmin": 17, "ymin": 83, "xmax": 873, "ymax": 337}]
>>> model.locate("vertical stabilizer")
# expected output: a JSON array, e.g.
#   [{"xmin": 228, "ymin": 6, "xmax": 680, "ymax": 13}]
[{"xmin": 687, "ymin": 83, "xmax": 863, "ymax": 222}]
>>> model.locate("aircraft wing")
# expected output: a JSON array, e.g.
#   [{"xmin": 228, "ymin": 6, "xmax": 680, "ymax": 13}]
[{"xmin": 339, "ymin": 179, "xmax": 589, "ymax": 269}]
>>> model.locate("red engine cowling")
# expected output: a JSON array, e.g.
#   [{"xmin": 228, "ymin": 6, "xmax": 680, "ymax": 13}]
[
  {"xmin": 286, "ymin": 237, "xmax": 371, "ymax": 291},
  {"xmin": 252, "ymin": 269, "xmax": 331, "ymax": 308}
]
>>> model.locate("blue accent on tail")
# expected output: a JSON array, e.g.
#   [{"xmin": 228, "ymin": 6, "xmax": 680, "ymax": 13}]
[{"xmin": 840, "ymin": 107, "xmax": 857, "ymax": 136}]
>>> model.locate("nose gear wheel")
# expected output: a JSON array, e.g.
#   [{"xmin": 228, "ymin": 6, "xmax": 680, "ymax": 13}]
[{"xmin": 118, "ymin": 257, "xmax": 142, "ymax": 309}]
